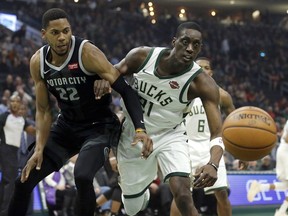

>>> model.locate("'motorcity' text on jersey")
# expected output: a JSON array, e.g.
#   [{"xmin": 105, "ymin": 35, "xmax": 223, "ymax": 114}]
[
  {"xmin": 40, "ymin": 36, "xmax": 112, "ymax": 123},
  {"xmin": 124, "ymin": 47, "xmax": 202, "ymax": 134}
]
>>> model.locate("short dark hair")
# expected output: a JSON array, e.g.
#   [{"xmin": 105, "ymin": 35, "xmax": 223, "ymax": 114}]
[
  {"xmin": 42, "ymin": 8, "xmax": 69, "ymax": 29},
  {"xmin": 196, "ymin": 57, "xmax": 213, "ymax": 69},
  {"xmin": 176, "ymin": 22, "xmax": 202, "ymax": 37},
  {"xmin": 195, "ymin": 57, "xmax": 211, "ymax": 62}
]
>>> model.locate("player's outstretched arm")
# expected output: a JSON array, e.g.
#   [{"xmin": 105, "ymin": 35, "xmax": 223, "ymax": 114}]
[
  {"xmin": 21, "ymin": 51, "xmax": 53, "ymax": 182},
  {"xmin": 189, "ymin": 72, "xmax": 223, "ymax": 188}
]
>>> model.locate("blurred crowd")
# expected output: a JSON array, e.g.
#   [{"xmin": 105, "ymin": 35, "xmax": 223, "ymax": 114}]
[{"xmin": 0, "ymin": 1, "xmax": 288, "ymax": 214}]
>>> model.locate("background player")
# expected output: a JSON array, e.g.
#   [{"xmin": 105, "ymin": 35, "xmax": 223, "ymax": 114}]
[
  {"xmin": 8, "ymin": 8, "xmax": 152, "ymax": 216},
  {"xmin": 247, "ymin": 119, "xmax": 288, "ymax": 216}
]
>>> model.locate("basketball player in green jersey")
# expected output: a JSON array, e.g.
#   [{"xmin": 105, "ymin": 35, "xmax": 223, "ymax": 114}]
[{"xmin": 113, "ymin": 22, "xmax": 224, "ymax": 216}]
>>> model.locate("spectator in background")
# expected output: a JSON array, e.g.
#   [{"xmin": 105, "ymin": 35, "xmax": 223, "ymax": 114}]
[
  {"xmin": 257, "ymin": 155, "xmax": 275, "ymax": 171},
  {"xmin": 231, "ymin": 159, "xmax": 241, "ymax": 171},
  {"xmin": 1, "ymin": 74, "xmax": 14, "ymax": 93},
  {"xmin": 247, "ymin": 161, "xmax": 258, "ymax": 171},
  {"xmin": 0, "ymin": 50, "xmax": 12, "ymax": 74},
  {"xmin": 43, "ymin": 171, "xmax": 76, "ymax": 216},
  {"xmin": 13, "ymin": 85, "xmax": 33, "ymax": 106},
  {"xmin": 0, "ymin": 95, "xmax": 35, "ymax": 216},
  {"xmin": 0, "ymin": 95, "xmax": 9, "ymax": 114}
]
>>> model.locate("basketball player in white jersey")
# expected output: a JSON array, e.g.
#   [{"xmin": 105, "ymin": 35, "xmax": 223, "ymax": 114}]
[
  {"xmin": 113, "ymin": 22, "xmax": 224, "ymax": 216},
  {"xmin": 170, "ymin": 57, "xmax": 235, "ymax": 216},
  {"xmin": 247, "ymin": 120, "xmax": 288, "ymax": 216}
]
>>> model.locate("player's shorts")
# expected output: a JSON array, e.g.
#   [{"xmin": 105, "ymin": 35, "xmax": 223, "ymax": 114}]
[
  {"xmin": 117, "ymin": 119, "xmax": 191, "ymax": 197},
  {"xmin": 276, "ymin": 143, "xmax": 288, "ymax": 181},
  {"xmin": 188, "ymin": 139, "xmax": 228, "ymax": 194},
  {"xmin": 42, "ymin": 114, "xmax": 121, "ymax": 169}
]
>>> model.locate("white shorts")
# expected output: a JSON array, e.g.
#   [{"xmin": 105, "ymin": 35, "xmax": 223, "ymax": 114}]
[
  {"xmin": 276, "ymin": 143, "xmax": 288, "ymax": 181},
  {"xmin": 188, "ymin": 139, "xmax": 228, "ymax": 194},
  {"xmin": 117, "ymin": 120, "xmax": 191, "ymax": 196}
]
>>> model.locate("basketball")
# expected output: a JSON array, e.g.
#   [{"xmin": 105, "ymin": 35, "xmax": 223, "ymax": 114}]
[{"xmin": 222, "ymin": 106, "xmax": 277, "ymax": 161}]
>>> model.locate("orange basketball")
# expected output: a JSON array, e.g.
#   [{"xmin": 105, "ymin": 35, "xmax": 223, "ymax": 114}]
[{"xmin": 222, "ymin": 106, "xmax": 277, "ymax": 161}]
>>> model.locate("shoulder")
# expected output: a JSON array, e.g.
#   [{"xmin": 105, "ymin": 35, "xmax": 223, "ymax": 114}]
[
  {"xmin": 119, "ymin": 46, "xmax": 153, "ymax": 74},
  {"xmin": 81, "ymin": 41, "xmax": 98, "ymax": 56},
  {"xmin": 219, "ymin": 87, "xmax": 231, "ymax": 100},
  {"xmin": 219, "ymin": 87, "xmax": 233, "ymax": 105},
  {"xmin": 188, "ymin": 72, "xmax": 219, "ymax": 101},
  {"xmin": 30, "ymin": 50, "xmax": 41, "ymax": 78},
  {"xmin": 126, "ymin": 46, "xmax": 152, "ymax": 61},
  {"xmin": 30, "ymin": 49, "xmax": 41, "ymax": 65}
]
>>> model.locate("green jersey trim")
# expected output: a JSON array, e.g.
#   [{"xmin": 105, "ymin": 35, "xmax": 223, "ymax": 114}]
[
  {"xmin": 179, "ymin": 68, "xmax": 203, "ymax": 104},
  {"xmin": 136, "ymin": 48, "xmax": 155, "ymax": 72},
  {"xmin": 122, "ymin": 184, "xmax": 151, "ymax": 198},
  {"xmin": 164, "ymin": 172, "xmax": 190, "ymax": 183}
]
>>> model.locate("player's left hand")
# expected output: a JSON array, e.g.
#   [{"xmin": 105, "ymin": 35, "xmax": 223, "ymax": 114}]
[
  {"xmin": 94, "ymin": 80, "xmax": 111, "ymax": 99},
  {"xmin": 132, "ymin": 131, "xmax": 153, "ymax": 159},
  {"xmin": 193, "ymin": 165, "xmax": 217, "ymax": 189}
]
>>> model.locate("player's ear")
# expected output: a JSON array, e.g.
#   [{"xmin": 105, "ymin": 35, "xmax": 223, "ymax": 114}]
[
  {"xmin": 41, "ymin": 29, "xmax": 47, "ymax": 41},
  {"xmin": 171, "ymin": 37, "xmax": 177, "ymax": 47}
]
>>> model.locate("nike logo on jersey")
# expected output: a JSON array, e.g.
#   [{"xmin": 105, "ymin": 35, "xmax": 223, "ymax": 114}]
[
  {"xmin": 43, "ymin": 69, "xmax": 52, "ymax": 74},
  {"xmin": 142, "ymin": 69, "xmax": 152, "ymax": 75}
]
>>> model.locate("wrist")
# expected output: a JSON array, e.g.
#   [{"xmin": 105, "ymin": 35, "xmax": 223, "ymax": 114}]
[
  {"xmin": 207, "ymin": 162, "xmax": 218, "ymax": 171},
  {"xmin": 109, "ymin": 156, "xmax": 116, "ymax": 161},
  {"xmin": 210, "ymin": 137, "xmax": 224, "ymax": 149},
  {"xmin": 35, "ymin": 146, "xmax": 44, "ymax": 153},
  {"xmin": 135, "ymin": 128, "xmax": 146, "ymax": 133}
]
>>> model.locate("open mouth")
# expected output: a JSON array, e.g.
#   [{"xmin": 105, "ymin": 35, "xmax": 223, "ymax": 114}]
[{"xmin": 58, "ymin": 44, "xmax": 67, "ymax": 50}]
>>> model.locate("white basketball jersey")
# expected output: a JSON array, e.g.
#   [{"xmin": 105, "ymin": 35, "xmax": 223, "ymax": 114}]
[
  {"xmin": 123, "ymin": 47, "xmax": 202, "ymax": 135},
  {"xmin": 185, "ymin": 97, "xmax": 210, "ymax": 141},
  {"xmin": 280, "ymin": 120, "xmax": 288, "ymax": 144}
]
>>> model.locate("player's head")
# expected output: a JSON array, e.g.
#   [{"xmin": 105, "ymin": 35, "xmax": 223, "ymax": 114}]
[
  {"xmin": 41, "ymin": 8, "xmax": 72, "ymax": 56},
  {"xmin": 172, "ymin": 22, "xmax": 203, "ymax": 65},
  {"xmin": 195, "ymin": 57, "xmax": 213, "ymax": 77}
]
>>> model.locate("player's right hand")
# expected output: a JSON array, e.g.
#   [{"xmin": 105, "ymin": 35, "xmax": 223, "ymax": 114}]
[
  {"xmin": 21, "ymin": 151, "xmax": 43, "ymax": 183},
  {"xmin": 132, "ymin": 131, "xmax": 153, "ymax": 159},
  {"xmin": 94, "ymin": 80, "xmax": 111, "ymax": 99}
]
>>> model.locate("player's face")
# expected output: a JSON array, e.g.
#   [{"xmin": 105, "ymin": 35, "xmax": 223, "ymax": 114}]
[
  {"xmin": 196, "ymin": 59, "xmax": 213, "ymax": 76},
  {"xmin": 42, "ymin": 18, "xmax": 72, "ymax": 57},
  {"xmin": 172, "ymin": 29, "xmax": 202, "ymax": 65}
]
